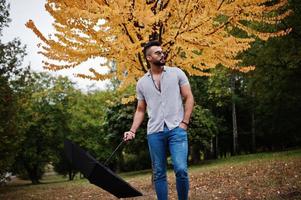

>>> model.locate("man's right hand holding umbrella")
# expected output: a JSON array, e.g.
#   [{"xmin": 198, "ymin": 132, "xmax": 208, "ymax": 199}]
[
  {"xmin": 123, "ymin": 99, "xmax": 146, "ymax": 141},
  {"xmin": 123, "ymin": 130, "xmax": 136, "ymax": 141}
]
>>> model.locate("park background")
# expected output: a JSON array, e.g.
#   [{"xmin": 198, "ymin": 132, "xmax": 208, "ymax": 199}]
[{"xmin": 0, "ymin": 0, "xmax": 300, "ymax": 199}]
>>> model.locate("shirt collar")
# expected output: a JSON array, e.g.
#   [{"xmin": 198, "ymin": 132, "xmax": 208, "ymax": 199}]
[{"xmin": 146, "ymin": 66, "xmax": 166, "ymax": 77}]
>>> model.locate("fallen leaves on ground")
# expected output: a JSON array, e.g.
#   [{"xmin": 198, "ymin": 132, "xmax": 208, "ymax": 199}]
[{"xmin": 1, "ymin": 157, "xmax": 300, "ymax": 200}]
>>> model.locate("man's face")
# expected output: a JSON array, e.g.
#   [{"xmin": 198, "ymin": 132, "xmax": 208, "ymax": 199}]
[{"xmin": 146, "ymin": 46, "xmax": 166, "ymax": 66}]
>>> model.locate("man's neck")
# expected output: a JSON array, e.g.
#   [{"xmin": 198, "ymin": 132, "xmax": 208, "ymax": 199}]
[{"xmin": 150, "ymin": 65, "xmax": 164, "ymax": 75}]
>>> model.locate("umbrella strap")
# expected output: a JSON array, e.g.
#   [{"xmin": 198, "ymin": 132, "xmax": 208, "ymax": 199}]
[{"xmin": 104, "ymin": 140, "xmax": 125, "ymax": 166}]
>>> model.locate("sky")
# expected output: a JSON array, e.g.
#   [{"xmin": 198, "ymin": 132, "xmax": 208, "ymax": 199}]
[{"xmin": 2, "ymin": 0, "xmax": 109, "ymax": 91}]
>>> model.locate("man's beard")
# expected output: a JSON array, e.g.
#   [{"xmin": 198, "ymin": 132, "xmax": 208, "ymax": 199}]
[{"xmin": 153, "ymin": 59, "xmax": 166, "ymax": 66}]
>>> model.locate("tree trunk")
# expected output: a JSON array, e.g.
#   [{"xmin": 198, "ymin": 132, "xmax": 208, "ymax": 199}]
[
  {"xmin": 68, "ymin": 170, "xmax": 72, "ymax": 181},
  {"xmin": 251, "ymin": 109, "xmax": 256, "ymax": 153},
  {"xmin": 213, "ymin": 135, "xmax": 219, "ymax": 159},
  {"xmin": 251, "ymin": 92, "xmax": 256, "ymax": 153},
  {"xmin": 68, "ymin": 170, "xmax": 76, "ymax": 180},
  {"xmin": 191, "ymin": 144, "xmax": 201, "ymax": 164},
  {"xmin": 231, "ymin": 74, "xmax": 238, "ymax": 155},
  {"xmin": 204, "ymin": 138, "xmax": 214, "ymax": 160},
  {"xmin": 26, "ymin": 165, "xmax": 41, "ymax": 184}
]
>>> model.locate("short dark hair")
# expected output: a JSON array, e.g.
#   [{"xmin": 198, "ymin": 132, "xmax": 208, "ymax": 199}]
[{"xmin": 143, "ymin": 40, "xmax": 161, "ymax": 58}]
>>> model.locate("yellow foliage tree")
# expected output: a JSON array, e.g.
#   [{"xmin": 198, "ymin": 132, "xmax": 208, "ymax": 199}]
[{"xmin": 26, "ymin": 0, "xmax": 291, "ymax": 90}]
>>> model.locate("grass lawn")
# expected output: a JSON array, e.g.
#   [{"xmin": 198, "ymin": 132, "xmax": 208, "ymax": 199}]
[{"xmin": 1, "ymin": 149, "xmax": 300, "ymax": 200}]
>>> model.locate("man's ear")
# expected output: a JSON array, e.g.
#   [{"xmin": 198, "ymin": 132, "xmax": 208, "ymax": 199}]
[{"xmin": 146, "ymin": 55, "xmax": 151, "ymax": 62}]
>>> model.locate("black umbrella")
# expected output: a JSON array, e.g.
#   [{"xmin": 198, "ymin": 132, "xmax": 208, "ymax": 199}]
[{"xmin": 64, "ymin": 139, "xmax": 143, "ymax": 198}]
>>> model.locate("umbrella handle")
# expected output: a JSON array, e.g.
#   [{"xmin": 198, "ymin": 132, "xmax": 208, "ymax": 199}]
[{"xmin": 104, "ymin": 140, "xmax": 125, "ymax": 166}]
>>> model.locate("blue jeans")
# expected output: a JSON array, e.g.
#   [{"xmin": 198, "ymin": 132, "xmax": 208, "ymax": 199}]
[{"xmin": 147, "ymin": 125, "xmax": 189, "ymax": 200}]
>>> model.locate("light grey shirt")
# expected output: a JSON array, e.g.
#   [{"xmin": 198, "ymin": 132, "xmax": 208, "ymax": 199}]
[{"xmin": 136, "ymin": 66, "xmax": 190, "ymax": 134}]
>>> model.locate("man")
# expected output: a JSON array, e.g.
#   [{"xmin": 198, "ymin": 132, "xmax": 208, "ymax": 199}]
[{"xmin": 123, "ymin": 40, "xmax": 194, "ymax": 200}]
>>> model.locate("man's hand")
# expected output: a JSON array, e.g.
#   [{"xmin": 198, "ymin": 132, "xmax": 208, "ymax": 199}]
[
  {"xmin": 180, "ymin": 84, "xmax": 194, "ymax": 131},
  {"xmin": 123, "ymin": 131, "xmax": 136, "ymax": 141},
  {"xmin": 179, "ymin": 122, "xmax": 188, "ymax": 130},
  {"xmin": 124, "ymin": 100, "xmax": 146, "ymax": 141}
]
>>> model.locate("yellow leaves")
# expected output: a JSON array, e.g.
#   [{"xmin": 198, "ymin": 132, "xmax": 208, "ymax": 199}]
[
  {"xmin": 42, "ymin": 62, "xmax": 78, "ymax": 71},
  {"xmin": 28, "ymin": 0, "xmax": 291, "ymax": 91},
  {"xmin": 239, "ymin": 10, "xmax": 293, "ymax": 25},
  {"xmin": 237, "ymin": 66, "xmax": 256, "ymax": 73},
  {"xmin": 235, "ymin": 21, "xmax": 291, "ymax": 41},
  {"xmin": 132, "ymin": 0, "xmax": 156, "ymax": 27},
  {"xmin": 121, "ymin": 95, "xmax": 136, "ymax": 104},
  {"xmin": 93, "ymin": 0, "xmax": 106, "ymax": 6},
  {"xmin": 25, "ymin": 20, "xmax": 49, "ymax": 45}
]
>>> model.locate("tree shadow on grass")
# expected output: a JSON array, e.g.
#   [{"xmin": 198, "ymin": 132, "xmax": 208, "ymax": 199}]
[
  {"xmin": 279, "ymin": 190, "xmax": 301, "ymax": 200},
  {"xmin": 0, "ymin": 176, "xmax": 74, "ymax": 190}
]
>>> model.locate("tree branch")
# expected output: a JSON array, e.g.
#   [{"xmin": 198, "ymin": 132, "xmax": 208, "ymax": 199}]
[
  {"xmin": 217, "ymin": 0, "xmax": 225, "ymax": 11},
  {"xmin": 205, "ymin": 14, "xmax": 237, "ymax": 36},
  {"xmin": 159, "ymin": 22, "xmax": 163, "ymax": 43},
  {"xmin": 182, "ymin": 38, "xmax": 210, "ymax": 47},
  {"xmin": 179, "ymin": 18, "xmax": 210, "ymax": 35},
  {"xmin": 138, "ymin": 53, "xmax": 148, "ymax": 72},
  {"xmin": 122, "ymin": 23, "xmax": 135, "ymax": 43},
  {"xmin": 174, "ymin": 0, "xmax": 191, "ymax": 41},
  {"xmin": 161, "ymin": 0, "xmax": 170, "ymax": 10},
  {"xmin": 151, "ymin": 0, "xmax": 160, "ymax": 14},
  {"xmin": 102, "ymin": 0, "xmax": 109, "ymax": 6}
]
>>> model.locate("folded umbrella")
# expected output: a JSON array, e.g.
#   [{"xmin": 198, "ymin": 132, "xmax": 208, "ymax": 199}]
[{"xmin": 64, "ymin": 139, "xmax": 143, "ymax": 198}]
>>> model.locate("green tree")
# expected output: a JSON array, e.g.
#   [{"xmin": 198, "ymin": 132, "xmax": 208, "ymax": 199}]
[
  {"xmin": 103, "ymin": 100, "xmax": 149, "ymax": 172},
  {"xmin": 47, "ymin": 76, "xmax": 78, "ymax": 181},
  {"xmin": 0, "ymin": 0, "xmax": 28, "ymax": 181},
  {"xmin": 241, "ymin": 0, "xmax": 301, "ymax": 150},
  {"xmin": 53, "ymin": 87, "xmax": 125, "ymax": 178},
  {"xmin": 13, "ymin": 73, "xmax": 74, "ymax": 184},
  {"xmin": 189, "ymin": 105, "xmax": 218, "ymax": 163}
]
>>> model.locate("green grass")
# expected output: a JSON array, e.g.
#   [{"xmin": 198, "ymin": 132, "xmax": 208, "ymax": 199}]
[
  {"xmin": 120, "ymin": 148, "xmax": 301, "ymax": 177},
  {"xmin": 189, "ymin": 148, "xmax": 301, "ymax": 168}
]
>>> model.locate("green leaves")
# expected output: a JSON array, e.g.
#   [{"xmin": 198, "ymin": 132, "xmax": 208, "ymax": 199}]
[{"xmin": 190, "ymin": 105, "xmax": 218, "ymax": 149}]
